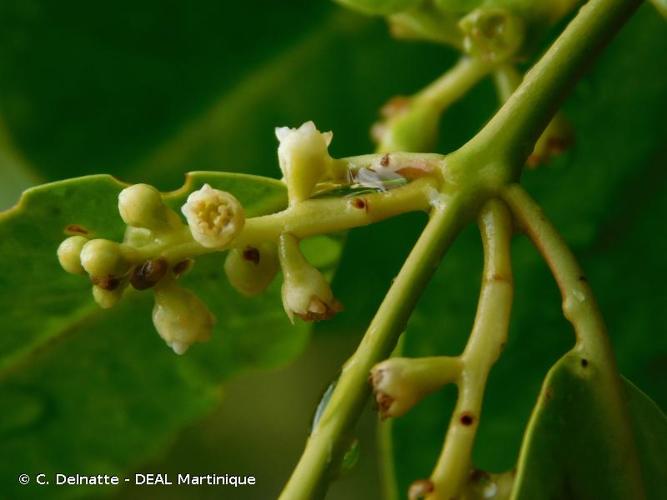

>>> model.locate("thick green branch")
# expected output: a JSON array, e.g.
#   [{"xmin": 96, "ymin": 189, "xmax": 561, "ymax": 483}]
[
  {"xmin": 461, "ymin": 0, "xmax": 642, "ymax": 175},
  {"xmin": 279, "ymin": 194, "xmax": 469, "ymax": 500}
]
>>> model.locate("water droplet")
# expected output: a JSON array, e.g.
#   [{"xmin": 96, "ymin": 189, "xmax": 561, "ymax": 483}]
[{"xmin": 310, "ymin": 376, "xmax": 338, "ymax": 434}]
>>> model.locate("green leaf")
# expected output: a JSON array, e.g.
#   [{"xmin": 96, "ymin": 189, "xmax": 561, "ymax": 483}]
[
  {"xmin": 511, "ymin": 352, "xmax": 667, "ymax": 500},
  {"xmin": 0, "ymin": 172, "xmax": 309, "ymax": 499}
]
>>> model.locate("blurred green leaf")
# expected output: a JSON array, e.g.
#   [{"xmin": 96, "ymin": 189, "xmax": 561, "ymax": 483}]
[{"xmin": 511, "ymin": 352, "xmax": 667, "ymax": 500}]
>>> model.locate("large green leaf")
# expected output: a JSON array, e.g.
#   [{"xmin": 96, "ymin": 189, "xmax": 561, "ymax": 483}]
[
  {"xmin": 0, "ymin": 172, "xmax": 311, "ymax": 499},
  {"xmin": 511, "ymin": 352, "xmax": 667, "ymax": 500}
]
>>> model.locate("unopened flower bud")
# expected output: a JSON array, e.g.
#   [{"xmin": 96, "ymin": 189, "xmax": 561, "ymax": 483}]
[
  {"xmin": 275, "ymin": 121, "xmax": 334, "ymax": 204},
  {"xmin": 371, "ymin": 356, "xmax": 461, "ymax": 419},
  {"xmin": 118, "ymin": 184, "xmax": 180, "ymax": 232},
  {"xmin": 224, "ymin": 243, "xmax": 279, "ymax": 296},
  {"xmin": 279, "ymin": 233, "xmax": 342, "ymax": 323},
  {"xmin": 527, "ymin": 112, "xmax": 573, "ymax": 168},
  {"xmin": 152, "ymin": 281, "xmax": 215, "ymax": 355},
  {"xmin": 374, "ymin": 102, "xmax": 440, "ymax": 153},
  {"xmin": 459, "ymin": 8, "xmax": 525, "ymax": 63},
  {"xmin": 92, "ymin": 284, "xmax": 124, "ymax": 309},
  {"xmin": 80, "ymin": 239, "xmax": 130, "ymax": 278},
  {"xmin": 57, "ymin": 235, "xmax": 88, "ymax": 275},
  {"xmin": 181, "ymin": 184, "xmax": 245, "ymax": 249}
]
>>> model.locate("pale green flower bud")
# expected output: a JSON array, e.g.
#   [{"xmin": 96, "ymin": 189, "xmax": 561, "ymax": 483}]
[
  {"xmin": 118, "ymin": 184, "xmax": 180, "ymax": 231},
  {"xmin": 92, "ymin": 284, "xmax": 124, "ymax": 309},
  {"xmin": 152, "ymin": 281, "xmax": 215, "ymax": 355},
  {"xmin": 279, "ymin": 233, "xmax": 342, "ymax": 323},
  {"xmin": 57, "ymin": 235, "xmax": 88, "ymax": 275},
  {"xmin": 80, "ymin": 239, "xmax": 130, "ymax": 278},
  {"xmin": 224, "ymin": 243, "xmax": 279, "ymax": 297},
  {"xmin": 459, "ymin": 8, "xmax": 525, "ymax": 63},
  {"xmin": 275, "ymin": 121, "xmax": 334, "ymax": 204},
  {"xmin": 371, "ymin": 356, "xmax": 461, "ymax": 419},
  {"xmin": 181, "ymin": 184, "xmax": 245, "ymax": 249}
]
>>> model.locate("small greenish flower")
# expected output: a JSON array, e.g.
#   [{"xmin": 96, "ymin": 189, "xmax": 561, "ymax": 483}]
[
  {"xmin": 459, "ymin": 8, "xmax": 525, "ymax": 63},
  {"xmin": 371, "ymin": 356, "xmax": 461, "ymax": 418},
  {"xmin": 279, "ymin": 233, "xmax": 342, "ymax": 323},
  {"xmin": 92, "ymin": 284, "xmax": 124, "ymax": 309},
  {"xmin": 57, "ymin": 235, "xmax": 88, "ymax": 275},
  {"xmin": 79, "ymin": 239, "xmax": 131, "ymax": 278},
  {"xmin": 181, "ymin": 184, "xmax": 245, "ymax": 249},
  {"xmin": 152, "ymin": 280, "xmax": 215, "ymax": 355},
  {"xmin": 276, "ymin": 121, "xmax": 335, "ymax": 204},
  {"xmin": 118, "ymin": 183, "xmax": 180, "ymax": 232},
  {"xmin": 224, "ymin": 243, "xmax": 279, "ymax": 297}
]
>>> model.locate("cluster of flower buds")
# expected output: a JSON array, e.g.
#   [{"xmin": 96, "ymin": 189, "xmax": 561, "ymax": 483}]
[
  {"xmin": 57, "ymin": 121, "xmax": 353, "ymax": 353},
  {"xmin": 57, "ymin": 182, "xmax": 246, "ymax": 354}
]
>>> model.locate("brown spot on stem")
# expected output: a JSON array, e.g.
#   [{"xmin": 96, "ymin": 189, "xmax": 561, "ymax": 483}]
[
  {"xmin": 242, "ymin": 246, "xmax": 260, "ymax": 264},
  {"xmin": 460, "ymin": 412, "xmax": 475, "ymax": 426},
  {"xmin": 350, "ymin": 197, "xmax": 368, "ymax": 211},
  {"xmin": 581, "ymin": 358, "xmax": 589, "ymax": 368},
  {"xmin": 173, "ymin": 259, "xmax": 193, "ymax": 277},
  {"xmin": 408, "ymin": 479, "xmax": 434, "ymax": 500},
  {"xmin": 380, "ymin": 154, "xmax": 390, "ymax": 167},
  {"xmin": 130, "ymin": 258, "xmax": 168, "ymax": 290},
  {"xmin": 92, "ymin": 275, "xmax": 120, "ymax": 291},
  {"xmin": 396, "ymin": 165, "xmax": 434, "ymax": 179},
  {"xmin": 578, "ymin": 275, "xmax": 588, "ymax": 283},
  {"xmin": 65, "ymin": 224, "xmax": 89, "ymax": 236},
  {"xmin": 469, "ymin": 469, "xmax": 490, "ymax": 483}
]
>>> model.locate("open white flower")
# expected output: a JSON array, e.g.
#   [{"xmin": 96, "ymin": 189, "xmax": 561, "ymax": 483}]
[
  {"xmin": 181, "ymin": 184, "xmax": 245, "ymax": 248},
  {"xmin": 275, "ymin": 121, "xmax": 334, "ymax": 204}
]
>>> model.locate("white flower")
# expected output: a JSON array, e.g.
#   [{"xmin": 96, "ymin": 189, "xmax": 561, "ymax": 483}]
[
  {"xmin": 152, "ymin": 281, "xmax": 215, "ymax": 355},
  {"xmin": 181, "ymin": 184, "xmax": 245, "ymax": 249},
  {"xmin": 275, "ymin": 121, "xmax": 333, "ymax": 204}
]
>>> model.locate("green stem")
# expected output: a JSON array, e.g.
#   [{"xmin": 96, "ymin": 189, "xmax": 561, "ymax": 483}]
[
  {"xmin": 377, "ymin": 57, "xmax": 490, "ymax": 153},
  {"xmin": 414, "ymin": 57, "xmax": 490, "ymax": 110},
  {"xmin": 279, "ymin": 194, "xmax": 469, "ymax": 500},
  {"xmin": 502, "ymin": 184, "xmax": 645, "ymax": 498},
  {"xmin": 429, "ymin": 199, "xmax": 513, "ymax": 500},
  {"xmin": 461, "ymin": 0, "xmax": 642, "ymax": 175}
]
